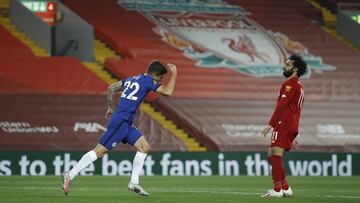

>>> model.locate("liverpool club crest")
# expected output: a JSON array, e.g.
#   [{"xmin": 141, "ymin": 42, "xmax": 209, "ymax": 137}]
[{"xmin": 119, "ymin": 0, "xmax": 335, "ymax": 77}]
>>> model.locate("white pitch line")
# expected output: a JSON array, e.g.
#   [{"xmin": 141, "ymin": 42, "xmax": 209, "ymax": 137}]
[{"xmin": 0, "ymin": 186, "xmax": 359, "ymax": 199}]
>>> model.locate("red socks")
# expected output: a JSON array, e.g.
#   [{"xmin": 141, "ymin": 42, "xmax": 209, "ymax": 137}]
[
  {"xmin": 282, "ymin": 165, "xmax": 289, "ymax": 190},
  {"xmin": 269, "ymin": 155, "xmax": 284, "ymax": 192}
]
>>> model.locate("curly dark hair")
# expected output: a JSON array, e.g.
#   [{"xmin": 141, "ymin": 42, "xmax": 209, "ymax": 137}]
[{"xmin": 289, "ymin": 54, "xmax": 308, "ymax": 77}]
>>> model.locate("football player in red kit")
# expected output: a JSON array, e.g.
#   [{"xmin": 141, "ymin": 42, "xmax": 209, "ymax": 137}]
[{"xmin": 261, "ymin": 54, "xmax": 308, "ymax": 198}]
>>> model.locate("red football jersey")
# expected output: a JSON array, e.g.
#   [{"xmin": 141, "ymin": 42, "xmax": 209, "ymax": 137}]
[{"xmin": 269, "ymin": 77, "xmax": 304, "ymax": 134}]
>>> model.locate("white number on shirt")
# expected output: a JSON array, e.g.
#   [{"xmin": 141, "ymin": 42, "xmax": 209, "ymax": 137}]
[
  {"xmin": 271, "ymin": 131, "xmax": 278, "ymax": 144},
  {"xmin": 121, "ymin": 81, "xmax": 140, "ymax": 101}
]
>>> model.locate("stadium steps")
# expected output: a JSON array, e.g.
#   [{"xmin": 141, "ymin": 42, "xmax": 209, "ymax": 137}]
[
  {"xmin": 84, "ymin": 38, "xmax": 120, "ymax": 84},
  {"xmin": 141, "ymin": 103, "xmax": 206, "ymax": 151},
  {"xmin": 0, "ymin": 0, "xmax": 9, "ymax": 17},
  {"xmin": 94, "ymin": 39, "xmax": 119, "ymax": 64},
  {"xmin": 83, "ymin": 62, "xmax": 118, "ymax": 84},
  {"xmin": 86, "ymin": 39, "xmax": 207, "ymax": 152},
  {"xmin": 0, "ymin": 16, "xmax": 49, "ymax": 57},
  {"xmin": 307, "ymin": 0, "xmax": 360, "ymax": 53},
  {"xmin": 307, "ymin": 0, "xmax": 336, "ymax": 27}
]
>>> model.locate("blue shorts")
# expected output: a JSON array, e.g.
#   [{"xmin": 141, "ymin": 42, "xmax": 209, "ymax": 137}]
[{"xmin": 99, "ymin": 114, "xmax": 141, "ymax": 150}]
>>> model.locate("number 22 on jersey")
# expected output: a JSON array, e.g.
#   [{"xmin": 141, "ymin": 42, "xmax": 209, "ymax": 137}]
[{"xmin": 121, "ymin": 81, "xmax": 140, "ymax": 101}]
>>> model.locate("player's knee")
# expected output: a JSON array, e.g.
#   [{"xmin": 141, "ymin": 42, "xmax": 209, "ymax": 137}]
[
  {"xmin": 269, "ymin": 146, "xmax": 284, "ymax": 157},
  {"xmin": 95, "ymin": 150, "xmax": 106, "ymax": 158},
  {"xmin": 140, "ymin": 143, "xmax": 151, "ymax": 154}
]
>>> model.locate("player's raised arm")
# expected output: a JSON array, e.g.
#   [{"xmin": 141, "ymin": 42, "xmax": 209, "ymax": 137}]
[
  {"xmin": 156, "ymin": 63, "xmax": 177, "ymax": 96},
  {"xmin": 105, "ymin": 80, "xmax": 123, "ymax": 119}
]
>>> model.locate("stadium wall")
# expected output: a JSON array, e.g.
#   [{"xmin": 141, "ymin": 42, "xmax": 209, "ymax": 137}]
[
  {"xmin": 55, "ymin": 1, "xmax": 94, "ymax": 61},
  {"xmin": 337, "ymin": 6, "xmax": 360, "ymax": 48},
  {"xmin": 0, "ymin": 152, "xmax": 358, "ymax": 176},
  {"xmin": 9, "ymin": 0, "xmax": 52, "ymax": 53}
]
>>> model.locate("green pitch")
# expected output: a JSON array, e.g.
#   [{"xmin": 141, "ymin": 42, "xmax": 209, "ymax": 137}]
[{"xmin": 0, "ymin": 176, "xmax": 359, "ymax": 203}]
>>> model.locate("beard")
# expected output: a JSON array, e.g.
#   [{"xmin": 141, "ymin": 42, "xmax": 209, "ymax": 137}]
[{"xmin": 283, "ymin": 69, "xmax": 293, "ymax": 78}]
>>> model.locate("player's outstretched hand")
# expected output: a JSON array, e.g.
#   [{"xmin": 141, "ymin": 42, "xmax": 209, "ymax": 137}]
[
  {"xmin": 262, "ymin": 125, "xmax": 273, "ymax": 137},
  {"xmin": 167, "ymin": 63, "xmax": 177, "ymax": 75},
  {"xmin": 105, "ymin": 109, "xmax": 114, "ymax": 120},
  {"xmin": 291, "ymin": 138, "xmax": 300, "ymax": 149}
]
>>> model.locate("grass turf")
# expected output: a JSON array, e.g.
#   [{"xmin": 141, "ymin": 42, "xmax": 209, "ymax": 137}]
[{"xmin": 0, "ymin": 176, "xmax": 359, "ymax": 203}]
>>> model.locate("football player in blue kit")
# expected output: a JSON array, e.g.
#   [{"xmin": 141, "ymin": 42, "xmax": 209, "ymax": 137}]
[{"xmin": 62, "ymin": 61, "xmax": 177, "ymax": 196}]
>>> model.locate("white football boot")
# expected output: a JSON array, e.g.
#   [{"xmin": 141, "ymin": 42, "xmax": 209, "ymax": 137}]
[
  {"xmin": 261, "ymin": 189, "xmax": 283, "ymax": 198},
  {"xmin": 128, "ymin": 182, "xmax": 149, "ymax": 196},
  {"xmin": 283, "ymin": 186, "xmax": 294, "ymax": 197},
  {"xmin": 62, "ymin": 171, "xmax": 71, "ymax": 196}
]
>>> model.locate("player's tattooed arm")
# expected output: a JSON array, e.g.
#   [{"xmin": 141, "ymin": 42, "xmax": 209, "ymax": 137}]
[
  {"xmin": 107, "ymin": 80, "xmax": 123, "ymax": 109},
  {"xmin": 105, "ymin": 81, "xmax": 123, "ymax": 120}
]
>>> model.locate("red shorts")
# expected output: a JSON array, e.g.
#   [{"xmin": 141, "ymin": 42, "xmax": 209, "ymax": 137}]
[{"xmin": 270, "ymin": 128, "xmax": 297, "ymax": 151}]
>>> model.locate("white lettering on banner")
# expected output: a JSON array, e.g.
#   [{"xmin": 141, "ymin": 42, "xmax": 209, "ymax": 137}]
[
  {"xmin": 0, "ymin": 153, "xmax": 354, "ymax": 176},
  {"xmin": 289, "ymin": 155, "xmax": 352, "ymax": 176},
  {"xmin": 0, "ymin": 122, "xmax": 31, "ymax": 128},
  {"xmin": 161, "ymin": 153, "xmax": 213, "ymax": 176},
  {"xmin": 218, "ymin": 153, "xmax": 239, "ymax": 176},
  {"xmin": 244, "ymin": 153, "xmax": 270, "ymax": 176},
  {"xmin": 19, "ymin": 156, "xmax": 30, "ymax": 175},
  {"xmin": 0, "ymin": 121, "xmax": 58, "ymax": 134},
  {"xmin": 222, "ymin": 124, "xmax": 265, "ymax": 137},
  {"xmin": 118, "ymin": 160, "xmax": 132, "ymax": 175},
  {"xmin": 18, "ymin": 156, "xmax": 47, "ymax": 176},
  {"xmin": 158, "ymin": 17, "xmax": 255, "ymax": 30},
  {"xmin": 316, "ymin": 124, "xmax": 360, "ymax": 139},
  {"xmin": 74, "ymin": 122, "xmax": 107, "ymax": 133},
  {"xmin": 53, "ymin": 156, "xmax": 64, "ymax": 176},
  {"xmin": 0, "ymin": 160, "xmax": 11, "ymax": 175},
  {"xmin": 102, "ymin": 154, "xmax": 154, "ymax": 176},
  {"xmin": 29, "ymin": 160, "xmax": 46, "ymax": 176}
]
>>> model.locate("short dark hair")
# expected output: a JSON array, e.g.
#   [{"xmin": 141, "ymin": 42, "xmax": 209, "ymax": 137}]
[
  {"xmin": 147, "ymin": 61, "xmax": 167, "ymax": 75},
  {"xmin": 289, "ymin": 54, "xmax": 308, "ymax": 77}
]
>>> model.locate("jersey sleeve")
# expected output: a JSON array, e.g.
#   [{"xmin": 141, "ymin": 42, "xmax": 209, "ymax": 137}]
[
  {"xmin": 268, "ymin": 83, "xmax": 296, "ymax": 128},
  {"xmin": 147, "ymin": 79, "xmax": 161, "ymax": 92}
]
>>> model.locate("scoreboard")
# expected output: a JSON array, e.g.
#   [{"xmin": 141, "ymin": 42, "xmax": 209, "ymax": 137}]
[{"xmin": 20, "ymin": 0, "xmax": 56, "ymax": 26}]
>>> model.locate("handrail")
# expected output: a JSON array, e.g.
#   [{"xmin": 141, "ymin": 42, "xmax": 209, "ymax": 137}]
[{"xmin": 59, "ymin": 39, "xmax": 77, "ymax": 56}]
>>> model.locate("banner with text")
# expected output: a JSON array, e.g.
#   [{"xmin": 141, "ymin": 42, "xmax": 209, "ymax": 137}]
[{"xmin": 0, "ymin": 152, "xmax": 358, "ymax": 176}]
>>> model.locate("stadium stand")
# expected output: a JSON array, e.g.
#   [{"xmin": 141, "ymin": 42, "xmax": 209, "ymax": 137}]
[
  {"xmin": 154, "ymin": 98, "xmax": 360, "ymax": 152},
  {"xmin": 0, "ymin": 13, "xmax": 107, "ymax": 94},
  {"xmin": 0, "ymin": 24, "xmax": 33, "ymax": 57},
  {"xmin": 0, "ymin": 5, "xmax": 189, "ymax": 151},
  {"xmin": 63, "ymin": 0, "xmax": 360, "ymax": 101},
  {"xmin": 61, "ymin": 0, "xmax": 360, "ymax": 152},
  {"xmin": 0, "ymin": 94, "xmax": 187, "ymax": 151},
  {"xmin": 0, "ymin": 56, "xmax": 108, "ymax": 94},
  {"xmin": 1, "ymin": 0, "xmax": 358, "ymax": 152}
]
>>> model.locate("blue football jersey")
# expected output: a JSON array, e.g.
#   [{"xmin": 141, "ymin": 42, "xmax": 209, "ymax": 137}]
[{"xmin": 115, "ymin": 74, "xmax": 160, "ymax": 122}]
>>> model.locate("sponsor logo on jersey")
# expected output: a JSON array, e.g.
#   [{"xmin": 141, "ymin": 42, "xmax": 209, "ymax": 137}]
[{"xmin": 285, "ymin": 85, "xmax": 292, "ymax": 92}]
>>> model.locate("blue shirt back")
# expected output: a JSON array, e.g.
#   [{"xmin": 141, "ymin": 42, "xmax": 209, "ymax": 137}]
[{"xmin": 115, "ymin": 74, "xmax": 160, "ymax": 122}]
